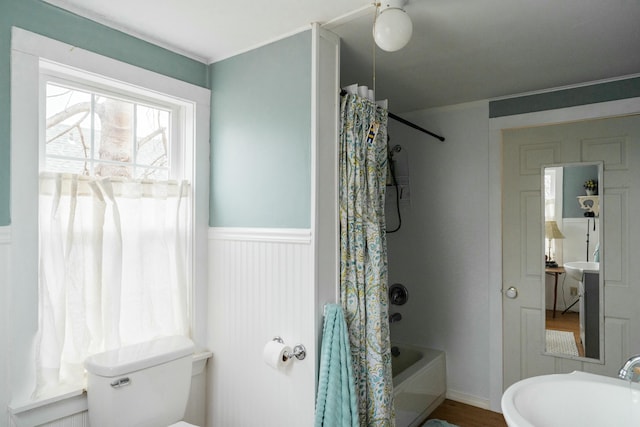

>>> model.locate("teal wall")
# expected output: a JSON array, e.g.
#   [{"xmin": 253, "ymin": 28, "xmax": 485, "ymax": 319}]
[
  {"xmin": 563, "ymin": 165, "xmax": 598, "ymax": 218},
  {"xmin": 209, "ymin": 31, "xmax": 312, "ymax": 228},
  {"xmin": 0, "ymin": 0, "xmax": 208, "ymax": 226},
  {"xmin": 489, "ymin": 77, "xmax": 640, "ymax": 118}
]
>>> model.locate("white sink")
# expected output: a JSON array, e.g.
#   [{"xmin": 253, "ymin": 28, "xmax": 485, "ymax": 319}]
[
  {"xmin": 563, "ymin": 261, "xmax": 599, "ymax": 281},
  {"xmin": 502, "ymin": 371, "xmax": 640, "ymax": 427}
]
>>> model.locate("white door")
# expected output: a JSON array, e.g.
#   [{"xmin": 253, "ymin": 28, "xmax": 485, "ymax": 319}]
[{"xmin": 502, "ymin": 115, "xmax": 640, "ymax": 389}]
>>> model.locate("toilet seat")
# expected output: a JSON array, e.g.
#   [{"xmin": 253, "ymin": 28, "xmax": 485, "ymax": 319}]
[{"xmin": 169, "ymin": 422, "xmax": 199, "ymax": 427}]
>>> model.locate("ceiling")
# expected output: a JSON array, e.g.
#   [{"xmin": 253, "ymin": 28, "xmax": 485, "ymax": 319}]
[{"xmin": 43, "ymin": 0, "xmax": 640, "ymax": 113}]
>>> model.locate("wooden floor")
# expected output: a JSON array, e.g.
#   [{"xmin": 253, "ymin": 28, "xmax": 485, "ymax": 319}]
[
  {"xmin": 545, "ymin": 309, "xmax": 584, "ymax": 356},
  {"xmin": 423, "ymin": 399, "xmax": 507, "ymax": 427}
]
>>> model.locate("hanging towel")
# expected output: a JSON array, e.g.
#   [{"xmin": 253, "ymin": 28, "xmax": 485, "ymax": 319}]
[
  {"xmin": 315, "ymin": 304, "xmax": 359, "ymax": 427},
  {"xmin": 423, "ymin": 420, "xmax": 461, "ymax": 427}
]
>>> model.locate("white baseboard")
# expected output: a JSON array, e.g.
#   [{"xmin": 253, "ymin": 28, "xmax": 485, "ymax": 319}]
[{"xmin": 445, "ymin": 389, "xmax": 492, "ymax": 411}]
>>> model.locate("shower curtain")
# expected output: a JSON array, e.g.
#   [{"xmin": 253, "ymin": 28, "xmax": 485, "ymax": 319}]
[{"xmin": 339, "ymin": 90, "xmax": 395, "ymax": 427}]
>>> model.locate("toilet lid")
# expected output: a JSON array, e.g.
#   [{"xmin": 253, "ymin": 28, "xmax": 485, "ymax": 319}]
[{"xmin": 169, "ymin": 422, "xmax": 199, "ymax": 427}]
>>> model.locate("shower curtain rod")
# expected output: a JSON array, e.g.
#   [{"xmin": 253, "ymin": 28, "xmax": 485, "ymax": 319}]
[
  {"xmin": 388, "ymin": 112, "xmax": 445, "ymax": 142},
  {"xmin": 339, "ymin": 89, "xmax": 445, "ymax": 142}
]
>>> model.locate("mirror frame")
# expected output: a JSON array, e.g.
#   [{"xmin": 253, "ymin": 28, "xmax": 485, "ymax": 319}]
[{"xmin": 540, "ymin": 161, "xmax": 604, "ymax": 363}]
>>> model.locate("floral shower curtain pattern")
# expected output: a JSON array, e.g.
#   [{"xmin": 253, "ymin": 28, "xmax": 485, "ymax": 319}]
[
  {"xmin": 35, "ymin": 173, "xmax": 190, "ymax": 396},
  {"xmin": 339, "ymin": 92, "xmax": 395, "ymax": 426}
]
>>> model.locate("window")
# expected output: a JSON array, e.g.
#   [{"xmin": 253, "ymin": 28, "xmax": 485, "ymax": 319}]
[
  {"xmin": 544, "ymin": 167, "xmax": 558, "ymax": 220},
  {"xmin": 37, "ymin": 62, "xmax": 194, "ymax": 395},
  {"xmin": 45, "ymin": 79, "xmax": 174, "ymax": 180},
  {"xmin": 10, "ymin": 28, "xmax": 209, "ymax": 407},
  {"xmin": 544, "ymin": 167, "xmax": 564, "ymax": 262}
]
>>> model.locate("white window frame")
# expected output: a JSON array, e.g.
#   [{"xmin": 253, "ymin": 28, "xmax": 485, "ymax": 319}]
[
  {"xmin": 544, "ymin": 166, "xmax": 564, "ymax": 264},
  {"xmin": 41, "ymin": 67, "xmax": 182, "ymax": 179},
  {"xmin": 9, "ymin": 27, "xmax": 210, "ymax": 419}
]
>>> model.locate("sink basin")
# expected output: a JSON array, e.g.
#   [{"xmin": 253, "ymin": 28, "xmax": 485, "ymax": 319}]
[
  {"xmin": 563, "ymin": 261, "xmax": 599, "ymax": 281},
  {"xmin": 502, "ymin": 371, "xmax": 640, "ymax": 426}
]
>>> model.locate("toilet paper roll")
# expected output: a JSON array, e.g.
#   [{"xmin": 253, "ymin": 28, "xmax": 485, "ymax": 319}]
[{"xmin": 263, "ymin": 340, "xmax": 292, "ymax": 370}]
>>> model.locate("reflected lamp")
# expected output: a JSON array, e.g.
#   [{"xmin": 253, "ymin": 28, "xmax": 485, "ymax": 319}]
[{"xmin": 545, "ymin": 220, "xmax": 565, "ymax": 266}]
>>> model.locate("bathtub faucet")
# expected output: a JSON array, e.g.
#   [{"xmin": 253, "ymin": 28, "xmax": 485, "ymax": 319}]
[
  {"xmin": 389, "ymin": 312, "xmax": 402, "ymax": 323},
  {"xmin": 618, "ymin": 354, "xmax": 640, "ymax": 382}
]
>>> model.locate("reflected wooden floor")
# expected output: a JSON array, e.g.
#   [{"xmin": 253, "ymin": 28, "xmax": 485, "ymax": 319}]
[
  {"xmin": 546, "ymin": 309, "xmax": 584, "ymax": 357},
  {"xmin": 423, "ymin": 399, "xmax": 507, "ymax": 427}
]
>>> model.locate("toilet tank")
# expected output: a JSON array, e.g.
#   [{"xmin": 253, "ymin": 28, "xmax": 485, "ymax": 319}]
[{"xmin": 85, "ymin": 335, "xmax": 195, "ymax": 427}]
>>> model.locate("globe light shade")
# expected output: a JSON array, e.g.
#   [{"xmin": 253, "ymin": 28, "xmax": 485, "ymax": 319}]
[{"xmin": 373, "ymin": 6, "xmax": 413, "ymax": 52}]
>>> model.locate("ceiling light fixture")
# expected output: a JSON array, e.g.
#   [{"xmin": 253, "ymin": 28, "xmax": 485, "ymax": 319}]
[{"xmin": 373, "ymin": 0, "xmax": 413, "ymax": 52}]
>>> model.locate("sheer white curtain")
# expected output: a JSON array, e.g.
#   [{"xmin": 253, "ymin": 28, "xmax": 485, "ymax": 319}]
[{"xmin": 36, "ymin": 172, "xmax": 191, "ymax": 396}]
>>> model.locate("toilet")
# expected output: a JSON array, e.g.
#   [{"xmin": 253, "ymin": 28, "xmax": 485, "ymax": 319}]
[{"xmin": 84, "ymin": 335, "xmax": 199, "ymax": 427}]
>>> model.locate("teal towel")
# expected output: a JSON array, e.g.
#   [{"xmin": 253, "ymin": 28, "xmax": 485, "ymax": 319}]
[
  {"xmin": 314, "ymin": 304, "xmax": 359, "ymax": 427},
  {"xmin": 423, "ymin": 420, "xmax": 460, "ymax": 427}
]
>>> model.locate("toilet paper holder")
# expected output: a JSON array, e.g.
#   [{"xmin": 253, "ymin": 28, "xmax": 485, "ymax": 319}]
[{"xmin": 273, "ymin": 336, "xmax": 306, "ymax": 361}]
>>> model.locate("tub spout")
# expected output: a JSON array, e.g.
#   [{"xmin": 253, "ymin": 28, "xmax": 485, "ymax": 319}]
[
  {"xmin": 619, "ymin": 354, "xmax": 640, "ymax": 382},
  {"xmin": 389, "ymin": 312, "xmax": 402, "ymax": 323}
]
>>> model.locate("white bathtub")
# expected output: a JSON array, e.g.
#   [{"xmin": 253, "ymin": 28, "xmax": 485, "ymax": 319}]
[{"xmin": 391, "ymin": 344, "xmax": 446, "ymax": 427}]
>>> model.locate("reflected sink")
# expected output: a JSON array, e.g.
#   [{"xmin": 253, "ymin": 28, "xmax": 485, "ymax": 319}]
[
  {"xmin": 502, "ymin": 371, "xmax": 640, "ymax": 427},
  {"xmin": 563, "ymin": 261, "xmax": 599, "ymax": 281}
]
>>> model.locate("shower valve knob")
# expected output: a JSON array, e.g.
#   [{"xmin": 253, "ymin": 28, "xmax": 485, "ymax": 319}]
[{"xmin": 389, "ymin": 283, "xmax": 408, "ymax": 305}]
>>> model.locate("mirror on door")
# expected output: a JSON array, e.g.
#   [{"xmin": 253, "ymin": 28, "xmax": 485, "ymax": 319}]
[{"xmin": 542, "ymin": 162, "xmax": 604, "ymax": 362}]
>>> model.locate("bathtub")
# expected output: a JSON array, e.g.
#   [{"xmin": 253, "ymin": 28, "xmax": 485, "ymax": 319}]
[{"xmin": 391, "ymin": 344, "xmax": 446, "ymax": 427}]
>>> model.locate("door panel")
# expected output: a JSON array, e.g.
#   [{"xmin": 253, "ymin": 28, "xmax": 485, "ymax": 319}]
[{"xmin": 502, "ymin": 115, "xmax": 640, "ymax": 390}]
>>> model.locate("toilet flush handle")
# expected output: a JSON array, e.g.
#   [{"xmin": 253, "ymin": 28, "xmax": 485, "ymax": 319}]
[{"xmin": 110, "ymin": 377, "xmax": 131, "ymax": 388}]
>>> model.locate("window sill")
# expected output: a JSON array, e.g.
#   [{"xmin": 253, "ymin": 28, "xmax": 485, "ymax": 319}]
[
  {"xmin": 9, "ymin": 351, "xmax": 212, "ymax": 426},
  {"xmin": 9, "ymin": 388, "xmax": 87, "ymax": 427}
]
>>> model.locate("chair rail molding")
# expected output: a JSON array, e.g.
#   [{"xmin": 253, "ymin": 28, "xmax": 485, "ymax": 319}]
[{"xmin": 208, "ymin": 227, "xmax": 312, "ymax": 244}]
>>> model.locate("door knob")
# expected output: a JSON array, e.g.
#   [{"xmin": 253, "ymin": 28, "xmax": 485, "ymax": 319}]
[{"xmin": 505, "ymin": 286, "xmax": 518, "ymax": 299}]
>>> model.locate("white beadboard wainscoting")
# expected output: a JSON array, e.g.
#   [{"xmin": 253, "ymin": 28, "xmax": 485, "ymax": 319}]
[
  {"xmin": 207, "ymin": 227, "xmax": 317, "ymax": 427},
  {"xmin": 2, "ymin": 227, "xmax": 11, "ymax": 427}
]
